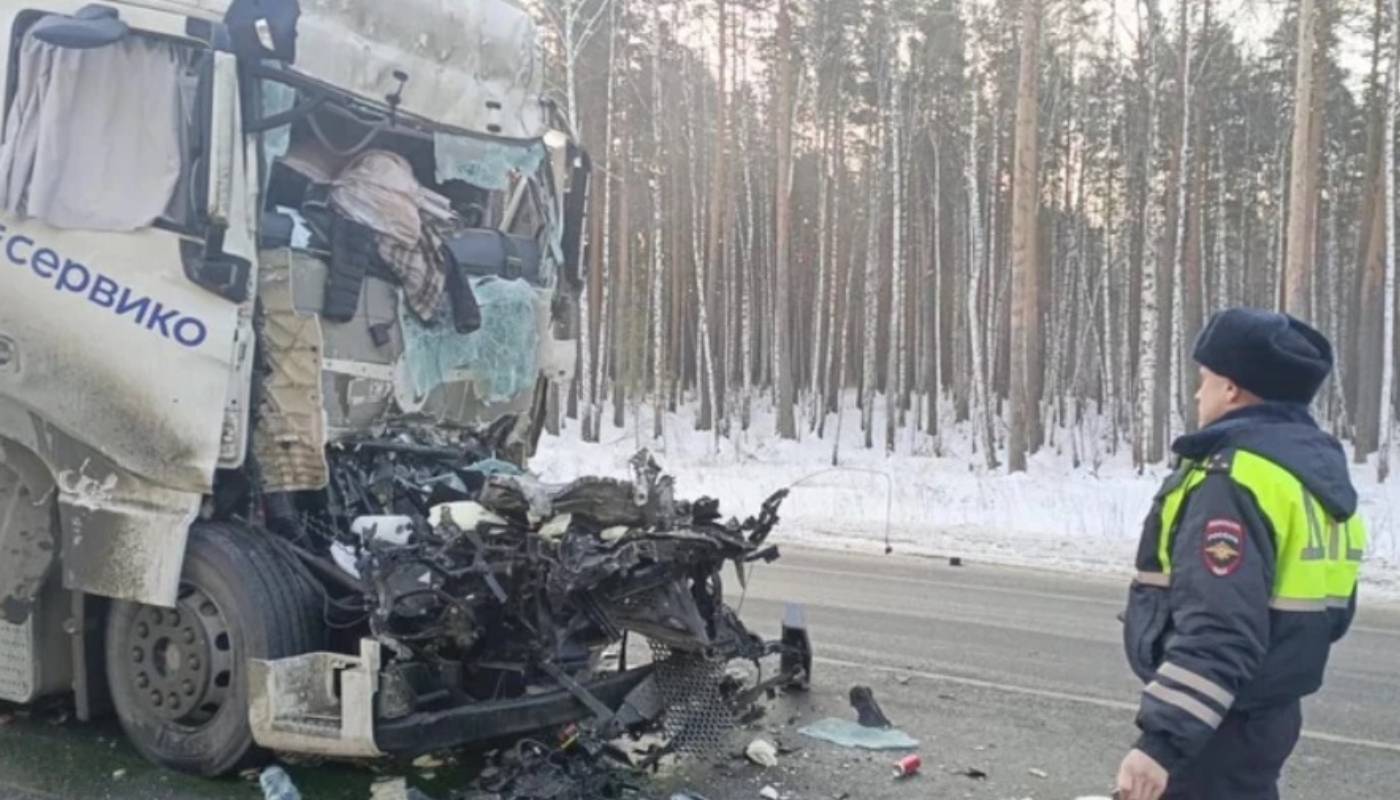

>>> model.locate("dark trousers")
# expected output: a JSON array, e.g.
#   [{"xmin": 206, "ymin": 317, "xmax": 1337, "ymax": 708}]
[{"xmin": 1164, "ymin": 701, "xmax": 1303, "ymax": 800}]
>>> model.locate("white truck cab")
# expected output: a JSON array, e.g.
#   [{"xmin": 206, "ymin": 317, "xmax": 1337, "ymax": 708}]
[{"xmin": 0, "ymin": 0, "xmax": 594, "ymax": 775}]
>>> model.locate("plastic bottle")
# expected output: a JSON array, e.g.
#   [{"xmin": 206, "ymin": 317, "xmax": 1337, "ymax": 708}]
[{"xmin": 260, "ymin": 766, "xmax": 302, "ymax": 800}]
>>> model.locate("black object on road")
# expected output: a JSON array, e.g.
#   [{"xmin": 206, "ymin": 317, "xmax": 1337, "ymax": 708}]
[{"xmin": 849, "ymin": 686, "xmax": 893, "ymax": 729}]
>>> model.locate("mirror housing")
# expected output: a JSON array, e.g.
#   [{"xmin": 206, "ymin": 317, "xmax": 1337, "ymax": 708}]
[
  {"xmin": 559, "ymin": 144, "xmax": 592, "ymax": 291},
  {"xmin": 206, "ymin": 53, "xmax": 239, "ymax": 228},
  {"xmin": 176, "ymin": 50, "xmax": 249, "ymax": 303},
  {"xmin": 181, "ymin": 230, "xmax": 251, "ymax": 304}
]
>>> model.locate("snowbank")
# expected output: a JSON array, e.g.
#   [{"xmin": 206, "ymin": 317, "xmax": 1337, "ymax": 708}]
[{"xmin": 533, "ymin": 399, "xmax": 1400, "ymax": 602}]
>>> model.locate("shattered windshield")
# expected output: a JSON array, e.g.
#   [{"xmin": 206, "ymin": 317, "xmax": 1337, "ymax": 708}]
[
  {"xmin": 253, "ymin": 69, "xmax": 563, "ymax": 285},
  {"xmin": 247, "ymin": 68, "xmax": 569, "ymax": 438}
]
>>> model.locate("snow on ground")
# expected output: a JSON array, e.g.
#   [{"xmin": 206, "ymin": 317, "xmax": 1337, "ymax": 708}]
[{"xmin": 533, "ymin": 398, "xmax": 1400, "ymax": 602}]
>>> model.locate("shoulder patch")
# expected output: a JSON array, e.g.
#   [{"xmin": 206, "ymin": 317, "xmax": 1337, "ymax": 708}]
[{"xmin": 1202, "ymin": 518, "xmax": 1246, "ymax": 577}]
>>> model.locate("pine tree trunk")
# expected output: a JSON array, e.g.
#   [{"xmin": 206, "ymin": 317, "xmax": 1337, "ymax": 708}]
[
  {"xmin": 588, "ymin": 0, "xmax": 620, "ymax": 442},
  {"xmin": 740, "ymin": 110, "xmax": 756, "ymax": 431},
  {"xmin": 810, "ymin": 113, "xmax": 832, "ymax": 432},
  {"xmin": 774, "ymin": 0, "xmax": 797, "ymax": 438},
  {"xmin": 1008, "ymin": 0, "xmax": 1042, "ymax": 473},
  {"xmin": 685, "ymin": 77, "xmax": 720, "ymax": 447},
  {"xmin": 693, "ymin": 0, "xmax": 727, "ymax": 434},
  {"xmin": 1169, "ymin": 0, "xmax": 1194, "ymax": 441},
  {"xmin": 862, "ymin": 165, "xmax": 883, "ymax": 450},
  {"xmin": 931, "ymin": 133, "xmax": 944, "ymax": 449},
  {"xmin": 1379, "ymin": 5, "xmax": 1397, "ymax": 480},
  {"xmin": 650, "ymin": 3, "xmax": 667, "ymax": 439},
  {"xmin": 1284, "ymin": 0, "xmax": 1320, "ymax": 315}
]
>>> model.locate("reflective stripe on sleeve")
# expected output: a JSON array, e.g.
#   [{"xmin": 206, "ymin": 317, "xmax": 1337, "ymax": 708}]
[
  {"xmin": 1158, "ymin": 662, "xmax": 1234, "ymax": 709},
  {"xmin": 1269, "ymin": 597, "xmax": 1329, "ymax": 612},
  {"xmin": 1144, "ymin": 681, "xmax": 1224, "ymax": 728},
  {"xmin": 1135, "ymin": 571, "xmax": 1171, "ymax": 588}
]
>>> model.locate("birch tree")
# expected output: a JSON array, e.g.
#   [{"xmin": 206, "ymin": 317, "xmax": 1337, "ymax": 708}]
[
  {"xmin": 1136, "ymin": 0, "xmax": 1165, "ymax": 467},
  {"xmin": 1168, "ymin": 0, "xmax": 1195, "ymax": 441},
  {"xmin": 966, "ymin": 78, "xmax": 998, "ymax": 469}
]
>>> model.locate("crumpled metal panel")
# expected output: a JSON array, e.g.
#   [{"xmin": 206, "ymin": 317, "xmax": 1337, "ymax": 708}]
[
  {"xmin": 55, "ymin": 445, "xmax": 197, "ymax": 608},
  {"xmin": 248, "ymin": 638, "xmax": 384, "ymax": 758},
  {"xmin": 152, "ymin": 0, "xmax": 545, "ymax": 139},
  {"xmin": 253, "ymin": 250, "xmax": 330, "ymax": 492},
  {"xmin": 296, "ymin": 0, "xmax": 546, "ymax": 141}
]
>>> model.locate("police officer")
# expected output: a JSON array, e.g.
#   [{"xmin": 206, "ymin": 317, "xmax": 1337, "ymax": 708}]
[{"xmin": 1115, "ymin": 308, "xmax": 1365, "ymax": 800}]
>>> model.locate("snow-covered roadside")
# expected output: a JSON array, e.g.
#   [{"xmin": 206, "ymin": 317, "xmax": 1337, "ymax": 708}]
[{"xmin": 532, "ymin": 403, "xmax": 1400, "ymax": 602}]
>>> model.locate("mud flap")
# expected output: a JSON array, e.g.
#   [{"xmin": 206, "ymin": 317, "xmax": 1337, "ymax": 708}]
[{"xmin": 0, "ymin": 443, "xmax": 56, "ymax": 624}]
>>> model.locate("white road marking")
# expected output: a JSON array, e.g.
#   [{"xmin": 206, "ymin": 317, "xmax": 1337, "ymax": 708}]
[
  {"xmin": 764, "ymin": 563, "xmax": 1126, "ymax": 607},
  {"xmin": 815, "ymin": 655, "xmax": 1400, "ymax": 754}
]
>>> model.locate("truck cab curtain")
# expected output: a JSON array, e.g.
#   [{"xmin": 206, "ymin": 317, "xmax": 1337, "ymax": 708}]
[{"xmin": 0, "ymin": 31, "xmax": 190, "ymax": 232}]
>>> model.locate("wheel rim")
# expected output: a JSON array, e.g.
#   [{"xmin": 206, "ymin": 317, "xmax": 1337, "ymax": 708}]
[{"xmin": 124, "ymin": 583, "xmax": 235, "ymax": 728}]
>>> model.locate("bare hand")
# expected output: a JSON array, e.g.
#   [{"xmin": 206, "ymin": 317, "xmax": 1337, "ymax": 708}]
[{"xmin": 1115, "ymin": 748, "xmax": 1169, "ymax": 800}]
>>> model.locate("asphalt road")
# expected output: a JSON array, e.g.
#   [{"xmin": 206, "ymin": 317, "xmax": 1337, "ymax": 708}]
[
  {"xmin": 1, "ymin": 546, "xmax": 1397, "ymax": 799},
  {"xmin": 664, "ymin": 546, "xmax": 1400, "ymax": 800}
]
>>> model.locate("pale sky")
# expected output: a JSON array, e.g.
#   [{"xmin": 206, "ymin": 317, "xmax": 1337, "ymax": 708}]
[{"xmin": 1105, "ymin": 0, "xmax": 1372, "ymax": 91}]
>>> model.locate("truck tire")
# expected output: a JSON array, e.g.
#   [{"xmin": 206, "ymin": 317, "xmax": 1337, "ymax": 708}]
[{"xmin": 105, "ymin": 522, "xmax": 323, "ymax": 776}]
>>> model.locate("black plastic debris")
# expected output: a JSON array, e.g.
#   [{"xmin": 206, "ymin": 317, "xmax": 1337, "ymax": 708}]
[
  {"xmin": 455, "ymin": 737, "xmax": 651, "ymax": 800},
  {"xmin": 849, "ymin": 686, "xmax": 892, "ymax": 729}
]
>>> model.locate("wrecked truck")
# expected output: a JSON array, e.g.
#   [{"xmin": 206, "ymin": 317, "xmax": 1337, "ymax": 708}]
[{"xmin": 0, "ymin": 0, "xmax": 809, "ymax": 779}]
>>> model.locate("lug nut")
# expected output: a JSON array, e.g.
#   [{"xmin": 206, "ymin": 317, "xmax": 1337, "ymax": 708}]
[
  {"xmin": 184, "ymin": 629, "xmax": 196, "ymax": 644},
  {"xmin": 151, "ymin": 691, "xmax": 163, "ymax": 707},
  {"xmin": 168, "ymin": 693, "xmax": 180, "ymax": 710},
  {"xmin": 131, "ymin": 647, "xmax": 143, "ymax": 664},
  {"xmin": 169, "ymin": 611, "xmax": 181, "ymax": 627},
  {"xmin": 135, "ymin": 673, "xmax": 149, "ymax": 689},
  {"xmin": 189, "ymin": 656, "xmax": 201, "ymax": 670},
  {"xmin": 136, "ymin": 623, "xmax": 149, "ymax": 638}
]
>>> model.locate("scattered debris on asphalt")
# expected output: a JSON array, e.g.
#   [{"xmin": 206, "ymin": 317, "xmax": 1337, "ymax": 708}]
[
  {"xmin": 1029, "ymin": 767, "xmax": 1049, "ymax": 778},
  {"xmin": 758, "ymin": 786, "xmax": 780, "ymax": 800},
  {"xmin": 891, "ymin": 754, "xmax": 922, "ymax": 778},
  {"xmin": 848, "ymin": 686, "xmax": 892, "ymax": 728},
  {"xmin": 413, "ymin": 755, "xmax": 446, "ymax": 770},
  {"xmin": 745, "ymin": 738, "xmax": 779, "ymax": 768},
  {"xmin": 797, "ymin": 718, "xmax": 918, "ymax": 751},
  {"xmin": 952, "ymin": 766, "xmax": 988, "ymax": 780},
  {"xmin": 456, "ymin": 736, "xmax": 650, "ymax": 800},
  {"xmin": 370, "ymin": 777, "xmax": 438, "ymax": 800},
  {"xmin": 259, "ymin": 765, "xmax": 302, "ymax": 800}
]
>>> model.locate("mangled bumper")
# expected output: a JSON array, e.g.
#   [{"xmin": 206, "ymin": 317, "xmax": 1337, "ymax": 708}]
[
  {"xmin": 248, "ymin": 609, "xmax": 813, "ymax": 760},
  {"xmin": 248, "ymin": 638, "xmax": 659, "ymax": 758}
]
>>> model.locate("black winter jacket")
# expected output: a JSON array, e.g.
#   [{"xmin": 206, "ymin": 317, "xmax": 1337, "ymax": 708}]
[{"xmin": 1123, "ymin": 403, "xmax": 1361, "ymax": 773}]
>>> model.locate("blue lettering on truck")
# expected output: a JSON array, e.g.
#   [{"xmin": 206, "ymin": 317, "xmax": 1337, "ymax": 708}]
[{"xmin": 0, "ymin": 224, "xmax": 209, "ymax": 349}]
